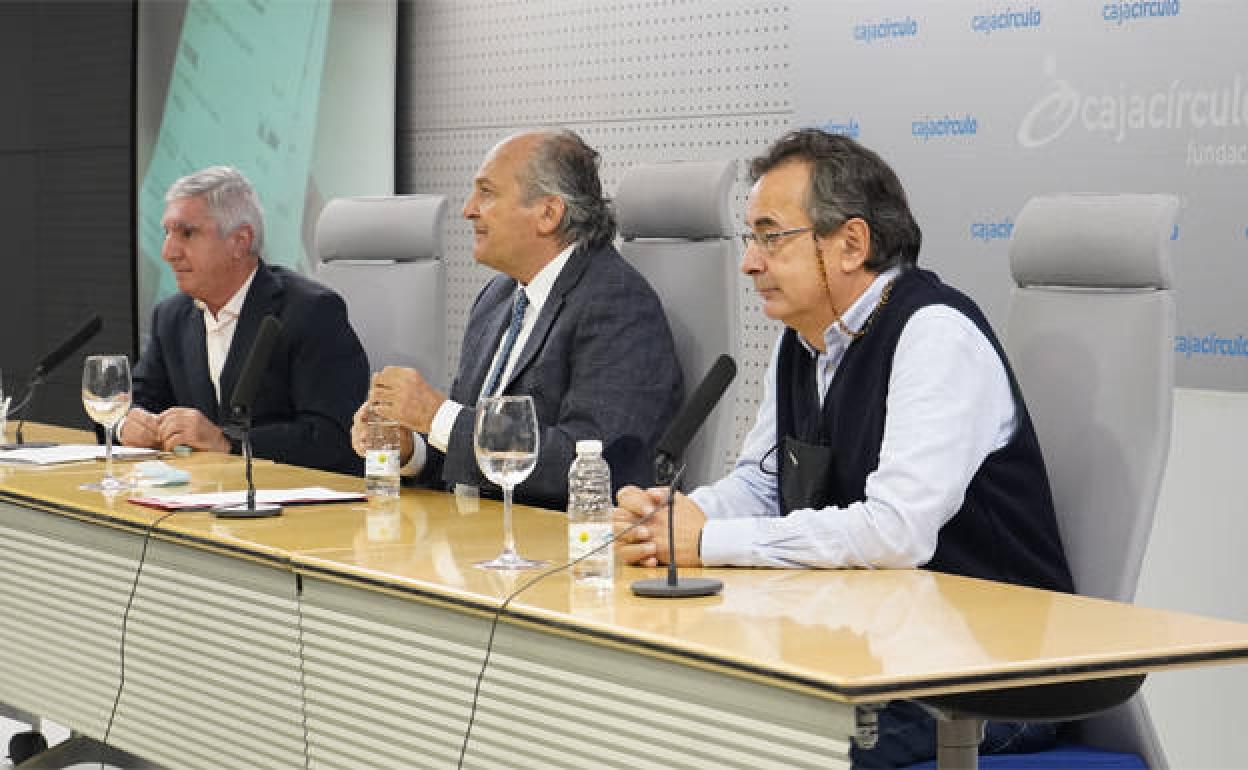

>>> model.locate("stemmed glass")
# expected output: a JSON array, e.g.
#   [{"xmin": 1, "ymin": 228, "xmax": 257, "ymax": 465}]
[
  {"xmin": 473, "ymin": 394, "xmax": 546, "ymax": 570},
  {"xmin": 81, "ymin": 355, "xmax": 132, "ymax": 491}
]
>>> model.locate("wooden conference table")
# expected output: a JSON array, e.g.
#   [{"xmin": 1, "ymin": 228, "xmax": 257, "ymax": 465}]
[{"xmin": 2, "ymin": 423, "xmax": 1248, "ymax": 770}]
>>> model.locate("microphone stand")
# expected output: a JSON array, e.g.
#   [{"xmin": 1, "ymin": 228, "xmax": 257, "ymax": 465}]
[
  {"xmin": 212, "ymin": 407, "xmax": 281, "ymax": 518},
  {"xmin": 631, "ymin": 458, "xmax": 723, "ymax": 598}
]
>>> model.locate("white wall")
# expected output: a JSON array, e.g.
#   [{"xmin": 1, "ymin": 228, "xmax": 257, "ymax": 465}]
[{"xmin": 1138, "ymin": 388, "xmax": 1248, "ymax": 770}]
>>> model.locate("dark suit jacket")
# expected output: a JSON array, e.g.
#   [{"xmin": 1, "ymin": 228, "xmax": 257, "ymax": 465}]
[
  {"xmin": 421, "ymin": 242, "xmax": 684, "ymax": 510},
  {"xmin": 132, "ymin": 262, "xmax": 368, "ymax": 475}
]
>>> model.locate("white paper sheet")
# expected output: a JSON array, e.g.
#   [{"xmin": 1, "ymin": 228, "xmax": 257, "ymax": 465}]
[
  {"xmin": 0, "ymin": 444, "xmax": 160, "ymax": 465},
  {"xmin": 129, "ymin": 486, "xmax": 365, "ymax": 511}
]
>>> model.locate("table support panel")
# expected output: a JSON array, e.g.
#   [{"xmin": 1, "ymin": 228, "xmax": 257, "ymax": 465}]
[{"xmin": 300, "ymin": 576, "xmax": 855, "ymax": 770}]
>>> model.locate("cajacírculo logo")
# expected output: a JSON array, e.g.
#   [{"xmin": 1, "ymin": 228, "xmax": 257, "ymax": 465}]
[
  {"xmin": 1175, "ymin": 333, "xmax": 1248, "ymax": 360},
  {"xmin": 970, "ymin": 217, "xmax": 1014, "ymax": 242},
  {"xmin": 817, "ymin": 118, "xmax": 861, "ymax": 139},
  {"xmin": 1103, "ymin": 0, "xmax": 1180, "ymax": 25},
  {"xmin": 971, "ymin": 7, "xmax": 1042, "ymax": 35},
  {"xmin": 1018, "ymin": 56, "xmax": 1248, "ymax": 157},
  {"xmin": 853, "ymin": 16, "xmax": 919, "ymax": 44},
  {"xmin": 913, "ymin": 114, "xmax": 978, "ymax": 141}
]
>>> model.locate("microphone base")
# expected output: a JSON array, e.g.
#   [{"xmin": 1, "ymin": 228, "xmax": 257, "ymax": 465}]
[
  {"xmin": 212, "ymin": 503, "xmax": 282, "ymax": 519},
  {"xmin": 630, "ymin": 576, "xmax": 723, "ymax": 598}
]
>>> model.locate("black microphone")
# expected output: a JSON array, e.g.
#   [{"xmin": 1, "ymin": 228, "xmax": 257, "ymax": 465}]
[
  {"xmin": 632, "ymin": 354, "xmax": 737, "ymax": 599},
  {"xmin": 653, "ymin": 354, "xmax": 737, "ymax": 485},
  {"xmin": 35, "ymin": 315, "xmax": 104, "ymax": 381},
  {"xmin": 214, "ymin": 315, "xmax": 284, "ymax": 518},
  {"xmin": 4, "ymin": 314, "xmax": 104, "ymax": 449},
  {"xmin": 228, "ymin": 314, "xmax": 283, "ymax": 416}
]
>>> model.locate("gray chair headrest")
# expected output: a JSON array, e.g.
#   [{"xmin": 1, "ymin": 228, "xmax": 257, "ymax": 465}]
[
  {"xmin": 316, "ymin": 194, "xmax": 447, "ymax": 262},
  {"xmin": 616, "ymin": 160, "xmax": 737, "ymax": 240},
  {"xmin": 1009, "ymin": 193, "xmax": 1178, "ymax": 290}
]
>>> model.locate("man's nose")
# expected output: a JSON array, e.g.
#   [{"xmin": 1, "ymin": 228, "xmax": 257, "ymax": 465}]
[{"xmin": 740, "ymin": 244, "xmax": 764, "ymax": 275}]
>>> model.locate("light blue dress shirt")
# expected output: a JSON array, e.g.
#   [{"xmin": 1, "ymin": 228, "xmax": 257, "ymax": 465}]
[{"xmin": 691, "ymin": 268, "xmax": 1019, "ymax": 569}]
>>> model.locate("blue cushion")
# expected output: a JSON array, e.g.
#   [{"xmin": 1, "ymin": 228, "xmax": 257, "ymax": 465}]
[{"xmin": 903, "ymin": 744, "xmax": 1147, "ymax": 770}]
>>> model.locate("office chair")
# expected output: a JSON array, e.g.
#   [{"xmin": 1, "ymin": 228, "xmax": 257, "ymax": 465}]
[
  {"xmin": 906, "ymin": 193, "xmax": 1178, "ymax": 770},
  {"xmin": 3, "ymin": 706, "xmax": 47, "ymax": 764},
  {"xmin": 615, "ymin": 159, "xmax": 740, "ymax": 489},
  {"xmin": 315, "ymin": 194, "xmax": 449, "ymax": 388}
]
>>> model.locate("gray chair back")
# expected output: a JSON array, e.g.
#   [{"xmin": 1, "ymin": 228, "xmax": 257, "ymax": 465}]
[
  {"xmin": 1007, "ymin": 192, "xmax": 1178, "ymax": 769},
  {"xmin": 616, "ymin": 159, "xmax": 739, "ymax": 489},
  {"xmin": 315, "ymin": 195, "xmax": 448, "ymax": 387}
]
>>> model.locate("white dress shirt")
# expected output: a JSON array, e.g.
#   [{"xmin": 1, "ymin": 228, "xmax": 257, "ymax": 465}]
[
  {"xmin": 117, "ymin": 267, "xmax": 256, "ymax": 440},
  {"xmin": 690, "ymin": 268, "xmax": 1019, "ymax": 569},
  {"xmin": 402, "ymin": 244, "xmax": 576, "ymax": 475},
  {"xmin": 195, "ymin": 267, "xmax": 257, "ymax": 404}
]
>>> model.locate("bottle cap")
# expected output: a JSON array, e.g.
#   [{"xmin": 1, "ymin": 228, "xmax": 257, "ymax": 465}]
[{"xmin": 575, "ymin": 439, "xmax": 603, "ymax": 454}]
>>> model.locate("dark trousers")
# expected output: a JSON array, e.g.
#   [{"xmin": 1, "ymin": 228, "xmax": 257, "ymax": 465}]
[{"xmin": 850, "ymin": 701, "xmax": 1059, "ymax": 769}]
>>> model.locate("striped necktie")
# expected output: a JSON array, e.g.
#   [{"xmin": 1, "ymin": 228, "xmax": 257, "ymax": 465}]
[{"xmin": 481, "ymin": 287, "xmax": 529, "ymax": 397}]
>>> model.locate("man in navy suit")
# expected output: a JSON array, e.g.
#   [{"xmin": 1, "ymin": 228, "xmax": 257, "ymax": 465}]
[
  {"xmin": 120, "ymin": 166, "xmax": 368, "ymax": 475},
  {"xmin": 354, "ymin": 130, "xmax": 683, "ymax": 510}
]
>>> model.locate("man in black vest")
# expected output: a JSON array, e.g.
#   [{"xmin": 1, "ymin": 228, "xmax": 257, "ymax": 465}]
[{"xmin": 614, "ymin": 129, "xmax": 1074, "ymax": 768}]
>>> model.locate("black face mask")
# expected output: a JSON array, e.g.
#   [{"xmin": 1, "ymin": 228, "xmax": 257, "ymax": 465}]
[{"xmin": 779, "ymin": 434, "xmax": 843, "ymax": 514}]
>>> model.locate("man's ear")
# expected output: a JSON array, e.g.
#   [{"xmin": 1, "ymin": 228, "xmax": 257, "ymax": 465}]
[
  {"xmin": 232, "ymin": 224, "xmax": 254, "ymax": 259},
  {"xmin": 534, "ymin": 195, "xmax": 566, "ymax": 237},
  {"xmin": 837, "ymin": 217, "xmax": 871, "ymax": 272}
]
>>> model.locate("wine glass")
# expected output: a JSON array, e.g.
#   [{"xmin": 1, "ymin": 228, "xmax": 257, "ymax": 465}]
[
  {"xmin": 473, "ymin": 394, "xmax": 546, "ymax": 570},
  {"xmin": 81, "ymin": 354, "xmax": 132, "ymax": 491}
]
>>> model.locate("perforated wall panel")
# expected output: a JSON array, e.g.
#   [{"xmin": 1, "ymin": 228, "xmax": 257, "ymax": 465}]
[{"xmin": 399, "ymin": 0, "xmax": 794, "ymax": 476}]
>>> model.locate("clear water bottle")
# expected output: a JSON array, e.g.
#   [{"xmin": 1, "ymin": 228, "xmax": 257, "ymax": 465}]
[
  {"xmin": 567, "ymin": 439, "xmax": 614, "ymax": 586},
  {"xmin": 364, "ymin": 409, "xmax": 401, "ymax": 500}
]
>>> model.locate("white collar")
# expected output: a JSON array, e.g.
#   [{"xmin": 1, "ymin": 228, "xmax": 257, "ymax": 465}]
[
  {"xmin": 520, "ymin": 243, "xmax": 576, "ymax": 308},
  {"xmin": 800, "ymin": 266, "xmax": 903, "ymax": 356},
  {"xmin": 194, "ymin": 265, "xmax": 258, "ymax": 324}
]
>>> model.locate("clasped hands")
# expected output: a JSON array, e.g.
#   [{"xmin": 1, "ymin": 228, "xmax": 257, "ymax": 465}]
[
  {"xmin": 119, "ymin": 406, "xmax": 230, "ymax": 453},
  {"xmin": 344, "ymin": 364, "xmax": 712, "ymax": 568},
  {"xmin": 612, "ymin": 485, "xmax": 707, "ymax": 568},
  {"xmin": 350, "ymin": 366, "xmax": 444, "ymax": 462}
]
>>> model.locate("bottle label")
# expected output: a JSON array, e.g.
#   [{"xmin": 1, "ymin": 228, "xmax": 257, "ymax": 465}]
[
  {"xmin": 569, "ymin": 522, "xmax": 612, "ymax": 561},
  {"xmin": 366, "ymin": 449, "xmax": 400, "ymax": 477}
]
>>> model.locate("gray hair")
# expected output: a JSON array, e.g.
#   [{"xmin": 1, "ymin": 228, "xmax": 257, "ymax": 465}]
[
  {"xmin": 520, "ymin": 129, "xmax": 616, "ymax": 251},
  {"xmin": 166, "ymin": 165, "xmax": 266, "ymax": 258},
  {"xmin": 749, "ymin": 129, "xmax": 921, "ymax": 270}
]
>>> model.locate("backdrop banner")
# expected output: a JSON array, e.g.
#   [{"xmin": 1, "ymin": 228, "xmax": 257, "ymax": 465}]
[{"xmin": 795, "ymin": 1, "xmax": 1246, "ymax": 391}]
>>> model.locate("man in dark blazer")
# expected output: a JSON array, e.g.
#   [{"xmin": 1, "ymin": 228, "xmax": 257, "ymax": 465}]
[
  {"xmin": 355, "ymin": 130, "xmax": 683, "ymax": 510},
  {"xmin": 120, "ymin": 166, "xmax": 368, "ymax": 476}
]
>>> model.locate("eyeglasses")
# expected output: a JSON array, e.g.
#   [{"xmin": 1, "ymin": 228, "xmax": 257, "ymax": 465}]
[{"xmin": 739, "ymin": 226, "xmax": 815, "ymax": 254}]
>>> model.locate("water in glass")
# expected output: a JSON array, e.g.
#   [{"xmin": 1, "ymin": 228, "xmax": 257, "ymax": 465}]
[
  {"xmin": 81, "ymin": 354, "xmax": 132, "ymax": 491},
  {"xmin": 473, "ymin": 394, "xmax": 546, "ymax": 570}
]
